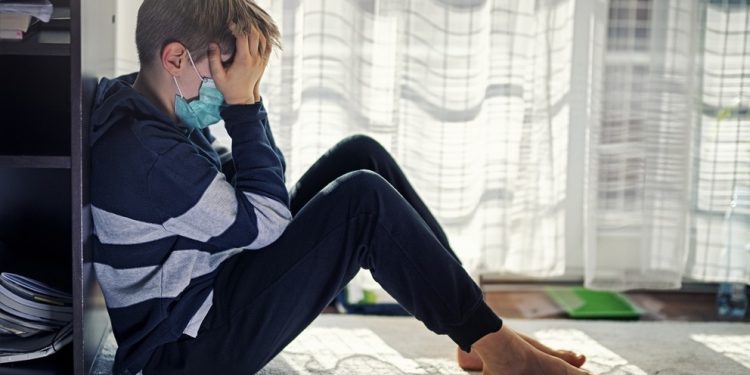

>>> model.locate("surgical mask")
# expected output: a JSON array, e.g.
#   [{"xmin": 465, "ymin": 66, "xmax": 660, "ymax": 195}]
[{"xmin": 173, "ymin": 49, "xmax": 225, "ymax": 131}]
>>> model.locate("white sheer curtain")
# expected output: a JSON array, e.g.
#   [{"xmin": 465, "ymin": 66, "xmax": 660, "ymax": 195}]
[
  {"xmin": 585, "ymin": 0, "xmax": 702, "ymax": 289},
  {"xmin": 115, "ymin": 0, "xmax": 750, "ymax": 290},
  {"xmin": 685, "ymin": 0, "xmax": 750, "ymax": 284},
  {"xmin": 252, "ymin": 0, "xmax": 584, "ymax": 282}
]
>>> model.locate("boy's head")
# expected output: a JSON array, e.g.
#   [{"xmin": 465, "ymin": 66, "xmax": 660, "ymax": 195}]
[{"xmin": 136, "ymin": 0, "xmax": 280, "ymax": 68}]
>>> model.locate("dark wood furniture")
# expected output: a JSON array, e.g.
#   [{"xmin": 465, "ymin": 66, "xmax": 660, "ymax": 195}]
[{"xmin": 0, "ymin": 0, "xmax": 114, "ymax": 373}]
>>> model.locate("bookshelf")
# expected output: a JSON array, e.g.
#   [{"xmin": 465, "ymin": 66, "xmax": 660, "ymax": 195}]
[
  {"xmin": 0, "ymin": 0, "xmax": 115, "ymax": 374},
  {"xmin": 0, "ymin": 30, "xmax": 70, "ymax": 57}
]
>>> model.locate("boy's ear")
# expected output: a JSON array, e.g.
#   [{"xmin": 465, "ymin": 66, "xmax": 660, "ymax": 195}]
[{"xmin": 161, "ymin": 42, "xmax": 187, "ymax": 76}]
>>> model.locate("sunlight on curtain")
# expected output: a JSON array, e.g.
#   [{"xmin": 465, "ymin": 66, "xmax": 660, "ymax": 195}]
[
  {"xmin": 253, "ymin": 0, "xmax": 584, "ymax": 279},
  {"xmin": 586, "ymin": 0, "xmax": 750, "ymax": 288},
  {"xmin": 113, "ymin": 0, "xmax": 750, "ymax": 289},
  {"xmin": 584, "ymin": 0, "xmax": 701, "ymax": 289},
  {"xmin": 685, "ymin": 1, "xmax": 750, "ymax": 284}
]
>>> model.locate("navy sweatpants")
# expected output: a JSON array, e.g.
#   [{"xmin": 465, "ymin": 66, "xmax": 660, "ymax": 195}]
[{"xmin": 142, "ymin": 135, "xmax": 502, "ymax": 374}]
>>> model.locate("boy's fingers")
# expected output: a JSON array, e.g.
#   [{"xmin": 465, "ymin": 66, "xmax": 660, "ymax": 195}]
[
  {"xmin": 249, "ymin": 25, "xmax": 260, "ymax": 58},
  {"xmin": 207, "ymin": 43, "xmax": 226, "ymax": 81},
  {"xmin": 233, "ymin": 28, "xmax": 250, "ymax": 62},
  {"xmin": 258, "ymin": 32, "xmax": 267, "ymax": 57}
]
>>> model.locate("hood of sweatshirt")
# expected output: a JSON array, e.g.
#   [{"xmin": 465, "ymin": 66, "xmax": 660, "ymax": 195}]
[{"xmin": 90, "ymin": 72, "xmax": 176, "ymax": 146}]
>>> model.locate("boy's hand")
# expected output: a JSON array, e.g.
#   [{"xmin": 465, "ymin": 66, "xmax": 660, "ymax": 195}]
[
  {"xmin": 253, "ymin": 32, "xmax": 270, "ymax": 102},
  {"xmin": 207, "ymin": 25, "xmax": 272, "ymax": 105}
]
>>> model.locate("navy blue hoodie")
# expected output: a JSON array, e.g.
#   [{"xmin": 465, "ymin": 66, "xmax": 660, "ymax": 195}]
[{"xmin": 90, "ymin": 73, "xmax": 291, "ymax": 374}]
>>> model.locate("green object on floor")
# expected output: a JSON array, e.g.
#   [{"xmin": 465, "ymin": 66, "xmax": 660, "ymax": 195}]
[
  {"xmin": 357, "ymin": 289, "xmax": 378, "ymax": 305},
  {"xmin": 545, "ymin": 287, "xmax": 644, "ymax": 319}
]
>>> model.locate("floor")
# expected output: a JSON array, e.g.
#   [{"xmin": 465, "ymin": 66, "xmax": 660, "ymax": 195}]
[
  {"xmin": 91, "ymin": 314, "xmax": 750, "ymax": 375},
  {"xmin": 90, "ymin": 289, "xmax": 750, "ymax": 374}
]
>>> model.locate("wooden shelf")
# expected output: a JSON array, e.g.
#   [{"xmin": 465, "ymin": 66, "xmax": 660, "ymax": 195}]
[
  {"xmin": 0, "ymin": 1, "xmax": 114, "ymax": 373},
  {"xmin": 0, "ymin": 345, "xmax": 73, "ymax": 375},
  {"xmin": 0, "ymin": 30, "xmax": 70, "ymax": 57},
  {"xmin": 0, "ymin": 155, "xmax": 71, "ymax": 169}
]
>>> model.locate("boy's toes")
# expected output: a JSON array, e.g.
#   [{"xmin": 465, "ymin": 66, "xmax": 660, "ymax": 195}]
[
  {"xmin": 559, "ymin": 350, "xmax": 586, "ymax": 367},
  {"xmin": 547, "ymin": 355, "xmax": 591, "ymax": 375}
]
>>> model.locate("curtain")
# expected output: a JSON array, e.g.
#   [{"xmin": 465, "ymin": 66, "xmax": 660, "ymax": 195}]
[
  {"xmin": 584, "ymin": 0, "xmax": 702, "ymax": 289},
  {"xmin": 685, "ymin": 0, "xmax": 750, "ymax": 285},
  {"xmin": 252, "ymin": 0, "xmax": 593, "ymax": 282},
  {"xmin": 115, "ymin": 0, "xmax": 750, "ymax": 290}
]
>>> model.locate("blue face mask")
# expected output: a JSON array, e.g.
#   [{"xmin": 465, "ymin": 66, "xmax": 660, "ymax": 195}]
[{"xmin": 173, "ymin": 49, "xmax": 225, "ymax": 130}]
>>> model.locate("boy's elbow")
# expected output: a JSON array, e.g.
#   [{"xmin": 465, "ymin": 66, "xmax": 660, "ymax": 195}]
[
  {"xmin": 247, "ymin": 209, "xmax": 291, "ymax": 249},
  {"xmin": 242, "ymin": 193, "xmax": 292, "ymax": 249}
]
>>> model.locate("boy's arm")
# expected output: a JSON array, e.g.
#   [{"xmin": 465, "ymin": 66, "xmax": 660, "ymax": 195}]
[
  {"xmin": 260, "ymin": 111, "xmax": 286, "ymax": 182},
  {"xmin": 203, "ymin": 107, "xmax": 286, "ymax": 185},
  {"xmin": 201, "ymin": 127, "xmax": 217, "ymax": 144},
  {"xmin": 204, "ymin": 128, "xmax": 237, "ymax": 184},
  {"xmin": 147, "ymin": 101, "xmax": 290, "ymax": 251}
]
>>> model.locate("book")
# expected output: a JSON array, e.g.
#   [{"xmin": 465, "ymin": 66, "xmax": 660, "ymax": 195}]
[
  {"xmin": 44, "ymin": 6, "xmax": 69, "ymax": 30},
  {"xmin": 0, "ymin": 286, "xmax": 72, "ymax": 323},
  {"xmin": 0, "ymin": 273, "xmax": 73, "ymax": 363},
  {"xmin": 0, "ymin": 273, "xmax": 71, "ymax": 303},
  {"xmin": 0, "ymin": 28, "xmax": 22, "ymax": 40},
  {"xmin": 0, "ymin": 322, "xmax": 72, "ymax": 363},
  {"xmin": 0, "ymin": 315, "xmax": 42, "ymax": 338},
  {"xmin": 0, "ymin": 13, "xmax": 31, "ymax": 32},
  {"xmin": 0, "ymin": 0, "xmax": 53, "ymax": 23},
  {"xmin": 0, "ymin": 274, "xmax": 72, "ymax": 326},
  {"xmin": 0, "ymin": 308, "xmax": 58, "ymax": 335},
  {"xmin": 0, "ymin": 279, "xmax": 68, "ymax": 307}
]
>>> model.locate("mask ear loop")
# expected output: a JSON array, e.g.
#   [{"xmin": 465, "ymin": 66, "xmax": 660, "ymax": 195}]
[
  {"xmin": 171, "ymin": 48, "xmax": 206, "ymax": 99},
  {"xmin": 185, "ymin": 49, "xmax": 207, "ymax": 82},
  {"xmin": 176, "ymin": 48, "xmax": 207, "ymax": 138},
  {"xmin": 172, "ymin": 72, "xmax": 195, "ymax": 137},
  {"xmin": 172, "ymin": 75, "xmax": 186, "ymax": 98}
]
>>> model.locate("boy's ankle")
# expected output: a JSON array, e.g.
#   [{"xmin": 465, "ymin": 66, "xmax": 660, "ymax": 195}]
[{"xmin": 472, "ymin": 324, "xmax": 506, "ymax": 349}]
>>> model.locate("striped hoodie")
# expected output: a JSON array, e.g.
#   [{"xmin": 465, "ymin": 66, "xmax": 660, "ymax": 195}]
[{"xmin": 90, "ymin": 73, "xmax": 291, "ymax": 374}]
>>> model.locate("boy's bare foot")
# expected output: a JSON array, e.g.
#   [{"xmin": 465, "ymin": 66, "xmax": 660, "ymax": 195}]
[
  {"xmin": 468, "ymin": 325, "xmax": 593, "ymax": 375},
  {"xmin": 457, "ymin": 331, "xmax": 586, "ymax": 371},
  {"xmin": 456, "ymin": 347, "xmax": 484, "ymax": 370}
]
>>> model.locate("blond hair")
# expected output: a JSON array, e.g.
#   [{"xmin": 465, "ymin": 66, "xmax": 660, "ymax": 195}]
[{"xmin": 136, "ymin": 0, "xmax": 281, "ymax": 67}]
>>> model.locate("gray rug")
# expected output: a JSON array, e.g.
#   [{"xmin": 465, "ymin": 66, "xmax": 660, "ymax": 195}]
[{"xmin": 92, "ymin": 315, "xmax": 750, "ymax": 374}]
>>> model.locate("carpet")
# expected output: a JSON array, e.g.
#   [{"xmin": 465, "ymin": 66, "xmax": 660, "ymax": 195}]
[{"xmin": 92, "ymin": 315, "xmax": 750, "ymax": 374}]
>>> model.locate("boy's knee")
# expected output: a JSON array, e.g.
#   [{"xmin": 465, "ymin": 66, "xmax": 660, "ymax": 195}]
[
  {"xmin": 336, "ymin": 170, "xmax": 393, "ymax": 198},
  {"xmin": 319, "ymin": 171, "xmax": 395, "ymax": 211},
  {"xmin": 338, "ymin": 134, "xmax": 390, "ymax": 161},
  {"xmin": 342, "ymin": 169, "xmax": 387, "ymax": 188}
]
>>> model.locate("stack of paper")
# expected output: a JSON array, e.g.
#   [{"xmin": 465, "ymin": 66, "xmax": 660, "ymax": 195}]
[
  {"xmin": 0, "ymin": 0, "xmax": 53, "ymax": 40},
  {"xmin": 0, "ymin": 273, "xmax": 72, "ymax": 363}
]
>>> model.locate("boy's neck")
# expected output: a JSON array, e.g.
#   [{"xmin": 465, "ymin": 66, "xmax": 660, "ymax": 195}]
[{"xmin": 133, "ymin": 69, "xmax": 178, "ymax": 124}]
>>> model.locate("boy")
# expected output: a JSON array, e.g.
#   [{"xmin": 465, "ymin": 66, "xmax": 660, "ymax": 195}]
[{"xmin": 90, "ymin": 1, "xmax": 590, "ymax": 374}]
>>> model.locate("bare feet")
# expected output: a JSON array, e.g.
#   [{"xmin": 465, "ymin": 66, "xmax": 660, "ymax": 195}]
[
  {"xmin": 456, "ymin": 347, "xmax": 484, "ymax": 371},
  {"xmin": 457, "ymin": 331, "xmax": 586, "ymax": 371},
  {"xmin": 468, "ymin": 325, "xmax": 593, "ymax": 375}
]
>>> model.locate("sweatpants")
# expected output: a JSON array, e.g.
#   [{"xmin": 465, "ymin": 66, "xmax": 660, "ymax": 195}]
[{"xmin": 142, "ymin": 134, "xmax": 503, "ymax": 375}]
